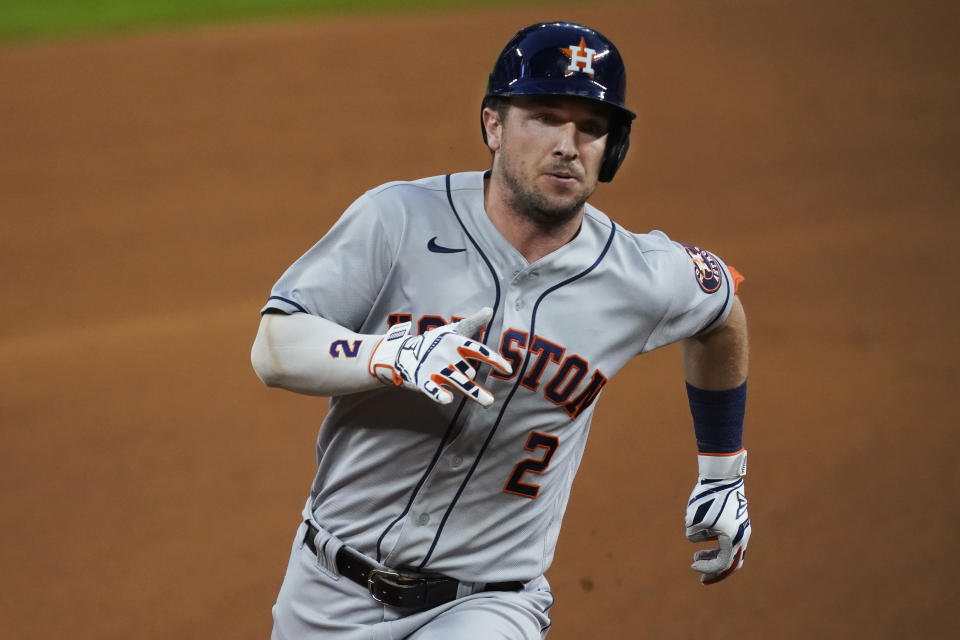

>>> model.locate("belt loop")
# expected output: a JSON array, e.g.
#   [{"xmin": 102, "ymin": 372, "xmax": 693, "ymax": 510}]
[
  {"xmin": 320, "ymin": 529, "xmax": 344, "ymax": 578},
  {"xmin": 456, "ymin": 581, "xmax": 478, "ymax": 599},
  {"xmin": 296, "ymin": 521, "xmax": 309, "ymax": 551},
  {"xmin": 304, "ymin": 520, "xmax": 344, "ymax": 580}
]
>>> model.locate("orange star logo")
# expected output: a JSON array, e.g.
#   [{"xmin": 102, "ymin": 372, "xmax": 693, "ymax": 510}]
[{"xmin": 561, "ymin": 37, "xmax": 597, "ymax": 78}]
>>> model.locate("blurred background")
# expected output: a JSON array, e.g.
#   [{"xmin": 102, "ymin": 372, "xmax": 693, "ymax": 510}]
[{"xmin": 1, "ymin": 0, "xmax": 957, "ymax": 637}]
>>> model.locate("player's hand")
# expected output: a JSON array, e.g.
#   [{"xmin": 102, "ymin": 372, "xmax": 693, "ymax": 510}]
[
  {"xmin": 684, "ymin": 450, "xmax": 751, "ymax": 585},
  {"xmin": 368, "ymin": 307, "xmax": 511, "ymax": 407}
]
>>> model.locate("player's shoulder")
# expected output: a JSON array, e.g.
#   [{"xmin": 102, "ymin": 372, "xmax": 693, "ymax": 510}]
[
  {"xmin": 622, "ymin": 227, "xmax": 734, "ymax": 297},
  {"xmin": 607, "ymin": 220, "xmax": 716, "ymax": 262},
  {"xmin": 595, "ymin": 218, "xmax": 727, "ymax": 284},
  {"xmin": 365, "ymin": 174, "xmax": 448, "ymax": 199},
  {"xmin": 623, "ymin": 228, "xmax": 727, "ymax": 280},
  {"xmin": 626, "ymin": 228, "xmax": 680, "ymax": 255},
  {"xmin": 357, "ymin": 173, "xmax": 484, "ymax": 228},
  {"xmin": 364, "ymin": 172, "xmax": 484, "ymax": 203},
  {"xmin": 338, "ymin": 174, "xmax": 439, "ymax": 226},
  {"xmin": 582, "ymin": 206, "xmax": 678, "ymax": 257}
]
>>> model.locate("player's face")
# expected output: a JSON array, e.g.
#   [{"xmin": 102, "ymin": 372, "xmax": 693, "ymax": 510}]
[{"xmin": 486, "ymin": 96, "xmax": 610, "ymax": 227}]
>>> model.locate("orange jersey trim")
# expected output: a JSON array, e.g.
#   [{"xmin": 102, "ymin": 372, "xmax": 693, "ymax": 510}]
[{"xmin": 727, "ymin": 265, "xmax": 745, "ymax": 294}]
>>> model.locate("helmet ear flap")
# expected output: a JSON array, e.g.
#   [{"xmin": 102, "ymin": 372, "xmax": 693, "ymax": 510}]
[{"xmin": 598, "ymin": 118, "xmax": 632, "ymax": 183}]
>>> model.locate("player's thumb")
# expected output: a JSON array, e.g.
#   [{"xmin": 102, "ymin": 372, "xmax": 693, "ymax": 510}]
[
  {"xmin": 455, "ymin": 307, "xmax": 493, "ymax": 337},
  {"xmin": 691, "ymin": 535, "xmax": 732, "ymax": 573}
]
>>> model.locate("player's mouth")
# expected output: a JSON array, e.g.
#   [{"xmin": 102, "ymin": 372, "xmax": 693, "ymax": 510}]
[{"xmin": 543, "ymin": 169, "xmax": 580, "ymax": 185}]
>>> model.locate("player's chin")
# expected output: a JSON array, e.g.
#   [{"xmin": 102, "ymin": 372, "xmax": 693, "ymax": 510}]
[{"xmin": 536, "ymin": 195, "xmax": 590, "ymax": 225}]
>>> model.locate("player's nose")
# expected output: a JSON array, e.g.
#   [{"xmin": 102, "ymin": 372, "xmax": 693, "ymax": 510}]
[{"xmin": 551, "ymin": 122, "xmax": 579, "ymax": 159}]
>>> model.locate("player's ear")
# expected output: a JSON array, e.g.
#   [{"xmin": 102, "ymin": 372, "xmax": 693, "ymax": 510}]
[{"xmin": 481, "ymin": 107, "xmax": 504, "ymax": 152}]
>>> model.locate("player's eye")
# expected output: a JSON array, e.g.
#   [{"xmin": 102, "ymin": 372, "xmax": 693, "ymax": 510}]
[{"xmin": 579, "ymin": 119, "xmax": 608, "ymax": 137}]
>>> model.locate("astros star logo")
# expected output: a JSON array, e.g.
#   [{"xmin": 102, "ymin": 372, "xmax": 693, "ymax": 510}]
[
  {"xmin": 682, "ymin": 244, "xmax": 723, "ymax": 294},
  {"xmin": 561, "ymin": 37, "xmax": 597, "ymax": 78},
  {"xmin": 690, "ymin": 252, "xmax": 711, "ymax": 278}
]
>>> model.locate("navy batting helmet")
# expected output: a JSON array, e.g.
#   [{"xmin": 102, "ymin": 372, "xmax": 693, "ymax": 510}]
[{"xmin": 482, "ymin": 22, "xmax": 636, "ymax": 182}]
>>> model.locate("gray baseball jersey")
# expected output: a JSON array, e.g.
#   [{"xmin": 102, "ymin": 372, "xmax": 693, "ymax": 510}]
[{"xmin": 262, "ymin": 170, "xmax": 735, "ymax": 584}]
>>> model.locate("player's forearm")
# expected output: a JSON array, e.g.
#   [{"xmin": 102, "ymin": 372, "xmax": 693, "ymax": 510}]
[
  {"xmin": 681, "ymin": 296, "xmax": 748, "ymax": 390},
  {"xmin": 680, "ymin": 298, "xmax": 751, "ymax": 584},
  {"xmin": 251, "ymin": 312, "xmax": 382, "ymax": 397}
]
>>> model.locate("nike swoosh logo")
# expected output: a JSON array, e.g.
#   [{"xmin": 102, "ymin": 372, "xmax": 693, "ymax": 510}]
[{"xmin": 427, "ymin": 237, "xmax": 466, "ymax": 254}]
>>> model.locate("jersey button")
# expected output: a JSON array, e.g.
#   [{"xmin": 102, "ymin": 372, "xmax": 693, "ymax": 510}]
[
  {"xmin": 417, "ymin": 513, "xmax": 430, "ymax": 526},
  {"xmin": 514, "ymin": 299, "xmax": 523, "ymax": 310},
  {"xmin": 451, "ymin": 455, "xmax": 463, "ymax": 468}
]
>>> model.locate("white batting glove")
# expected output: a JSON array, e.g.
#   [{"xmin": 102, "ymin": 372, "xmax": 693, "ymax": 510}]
[
  {"xmin": 368, "ymin": 307, "xmax": 511, "ymax": 407},
  {"xmin": 684, "ymin": 450, "xmax": 751, "ymax": 585}
]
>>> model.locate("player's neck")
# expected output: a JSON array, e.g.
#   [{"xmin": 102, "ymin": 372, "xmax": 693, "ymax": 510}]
[{"xmin": 483, "ymin": 174, "xmax": 584, "ymax": 264}]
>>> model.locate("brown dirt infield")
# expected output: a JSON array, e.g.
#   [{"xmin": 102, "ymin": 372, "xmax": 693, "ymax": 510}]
[{"xmin": 1, "ymin": 1, "xmax": 958, "ymax": 637}]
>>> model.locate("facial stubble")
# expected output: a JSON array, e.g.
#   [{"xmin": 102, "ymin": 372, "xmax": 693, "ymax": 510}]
[{"xmin": 497, "ymin": 143, "xmax": 592, "ymax": 231}]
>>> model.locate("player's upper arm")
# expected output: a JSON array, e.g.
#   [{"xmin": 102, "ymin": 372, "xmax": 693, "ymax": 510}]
[
  {"xmin": 259, "ymin": 191, "xmax": 399, "ymax": 328},
  {"xmin": 639, "ymin": 232, "xmax": 740, "ymax": 352}
]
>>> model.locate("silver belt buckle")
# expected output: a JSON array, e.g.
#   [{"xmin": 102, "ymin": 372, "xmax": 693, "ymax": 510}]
[{"xmin": 367, "ymin": 568, "xmax": 403, "ymax": 604}]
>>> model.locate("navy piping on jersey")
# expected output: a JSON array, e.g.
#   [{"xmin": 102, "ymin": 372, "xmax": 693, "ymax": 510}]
[
  {"xmin": 704, "ymin": 263, "xmax": 732, "ymax": 331},
  {"xmin": 375, "ymin": 398, "xmax": 469, "ymax": 562},
  {"xmin": 418, "ymin": 217, "xmax": 618, "ymax": 570},
  {"xmin": 374, "ymin": 174, "xmax": 504, "ymax": 562},
  {"xmin": 541, "ymin": 592, "xmax": 556, "ymax": 632},
  {"xmin": 443, "ymin": 173, "xmax": 504, "ymax": 345},
  {"xmin": 263, "ymin": 295, "xmax": 307, "ymax": 314}
]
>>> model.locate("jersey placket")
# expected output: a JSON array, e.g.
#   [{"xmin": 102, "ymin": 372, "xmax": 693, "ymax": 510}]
[{"xmin": 378, "ymin": 272, "xmax": 524, "ymax": 569}]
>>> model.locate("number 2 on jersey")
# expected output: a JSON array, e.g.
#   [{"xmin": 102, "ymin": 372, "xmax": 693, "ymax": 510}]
[{"xmin": 503, "ymin": 432, "xmax": 559, "ymax": 499}]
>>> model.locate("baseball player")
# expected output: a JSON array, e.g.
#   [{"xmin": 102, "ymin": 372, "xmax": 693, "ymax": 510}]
[{"xmin": 251, "ymin": 21, "xmax": 751, "ymax": 640}]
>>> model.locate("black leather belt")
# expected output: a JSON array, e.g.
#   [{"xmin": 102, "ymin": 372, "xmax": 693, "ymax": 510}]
[{"xmin": 304, "ymin": 522, "xmax": 523, "ymax": 610}]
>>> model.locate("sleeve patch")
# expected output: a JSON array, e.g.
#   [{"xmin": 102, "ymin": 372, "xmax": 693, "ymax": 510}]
[{"xmin": 682, "ymin": 244, "xmax": 723, "ymax": 294}]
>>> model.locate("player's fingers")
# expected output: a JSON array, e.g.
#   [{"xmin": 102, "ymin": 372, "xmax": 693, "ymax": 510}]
[
  {"xmin": 457, "ymin": 344, "xmax": 512, "ymax": 376},
  {"xmin": 691, "ymin": 536, "xmax": 732, "ymax": 575},
  {"xmin": 462, "ymin": 384, "xmax": 495, "ymax": 407},
  {"xmin": 457, "ymin": 360, "xmax": 478, "ymax": 381},
  {"xmin": 692, "ymin": 548, "xmax": 722, "ymax": 563},
  {"xmin": 423, "ymin": 376, "xmax": 454, "ymax": 405},
  {"xmin": 685, "ymin": 528, "xmax": 714, "ymax": 543},
  {"xmin": 454, "ymin": 307, "xmax": 493, "ymax": 337},
  {"xmin": 445, "ymin": 365, "xmax": 496, "ymax": 406},
  {"xmin": 701, "ymin": 547, "xmax": 744, "ymax": 586},
  {"xmin": 433, "ymin": 367, "xmax": 496, "ymax": 407}
]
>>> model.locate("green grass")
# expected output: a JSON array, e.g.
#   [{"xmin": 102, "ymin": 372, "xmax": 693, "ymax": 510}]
[{"xmin": 0, "ymin": 0, "xmax": 542, "ymax": 42}]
